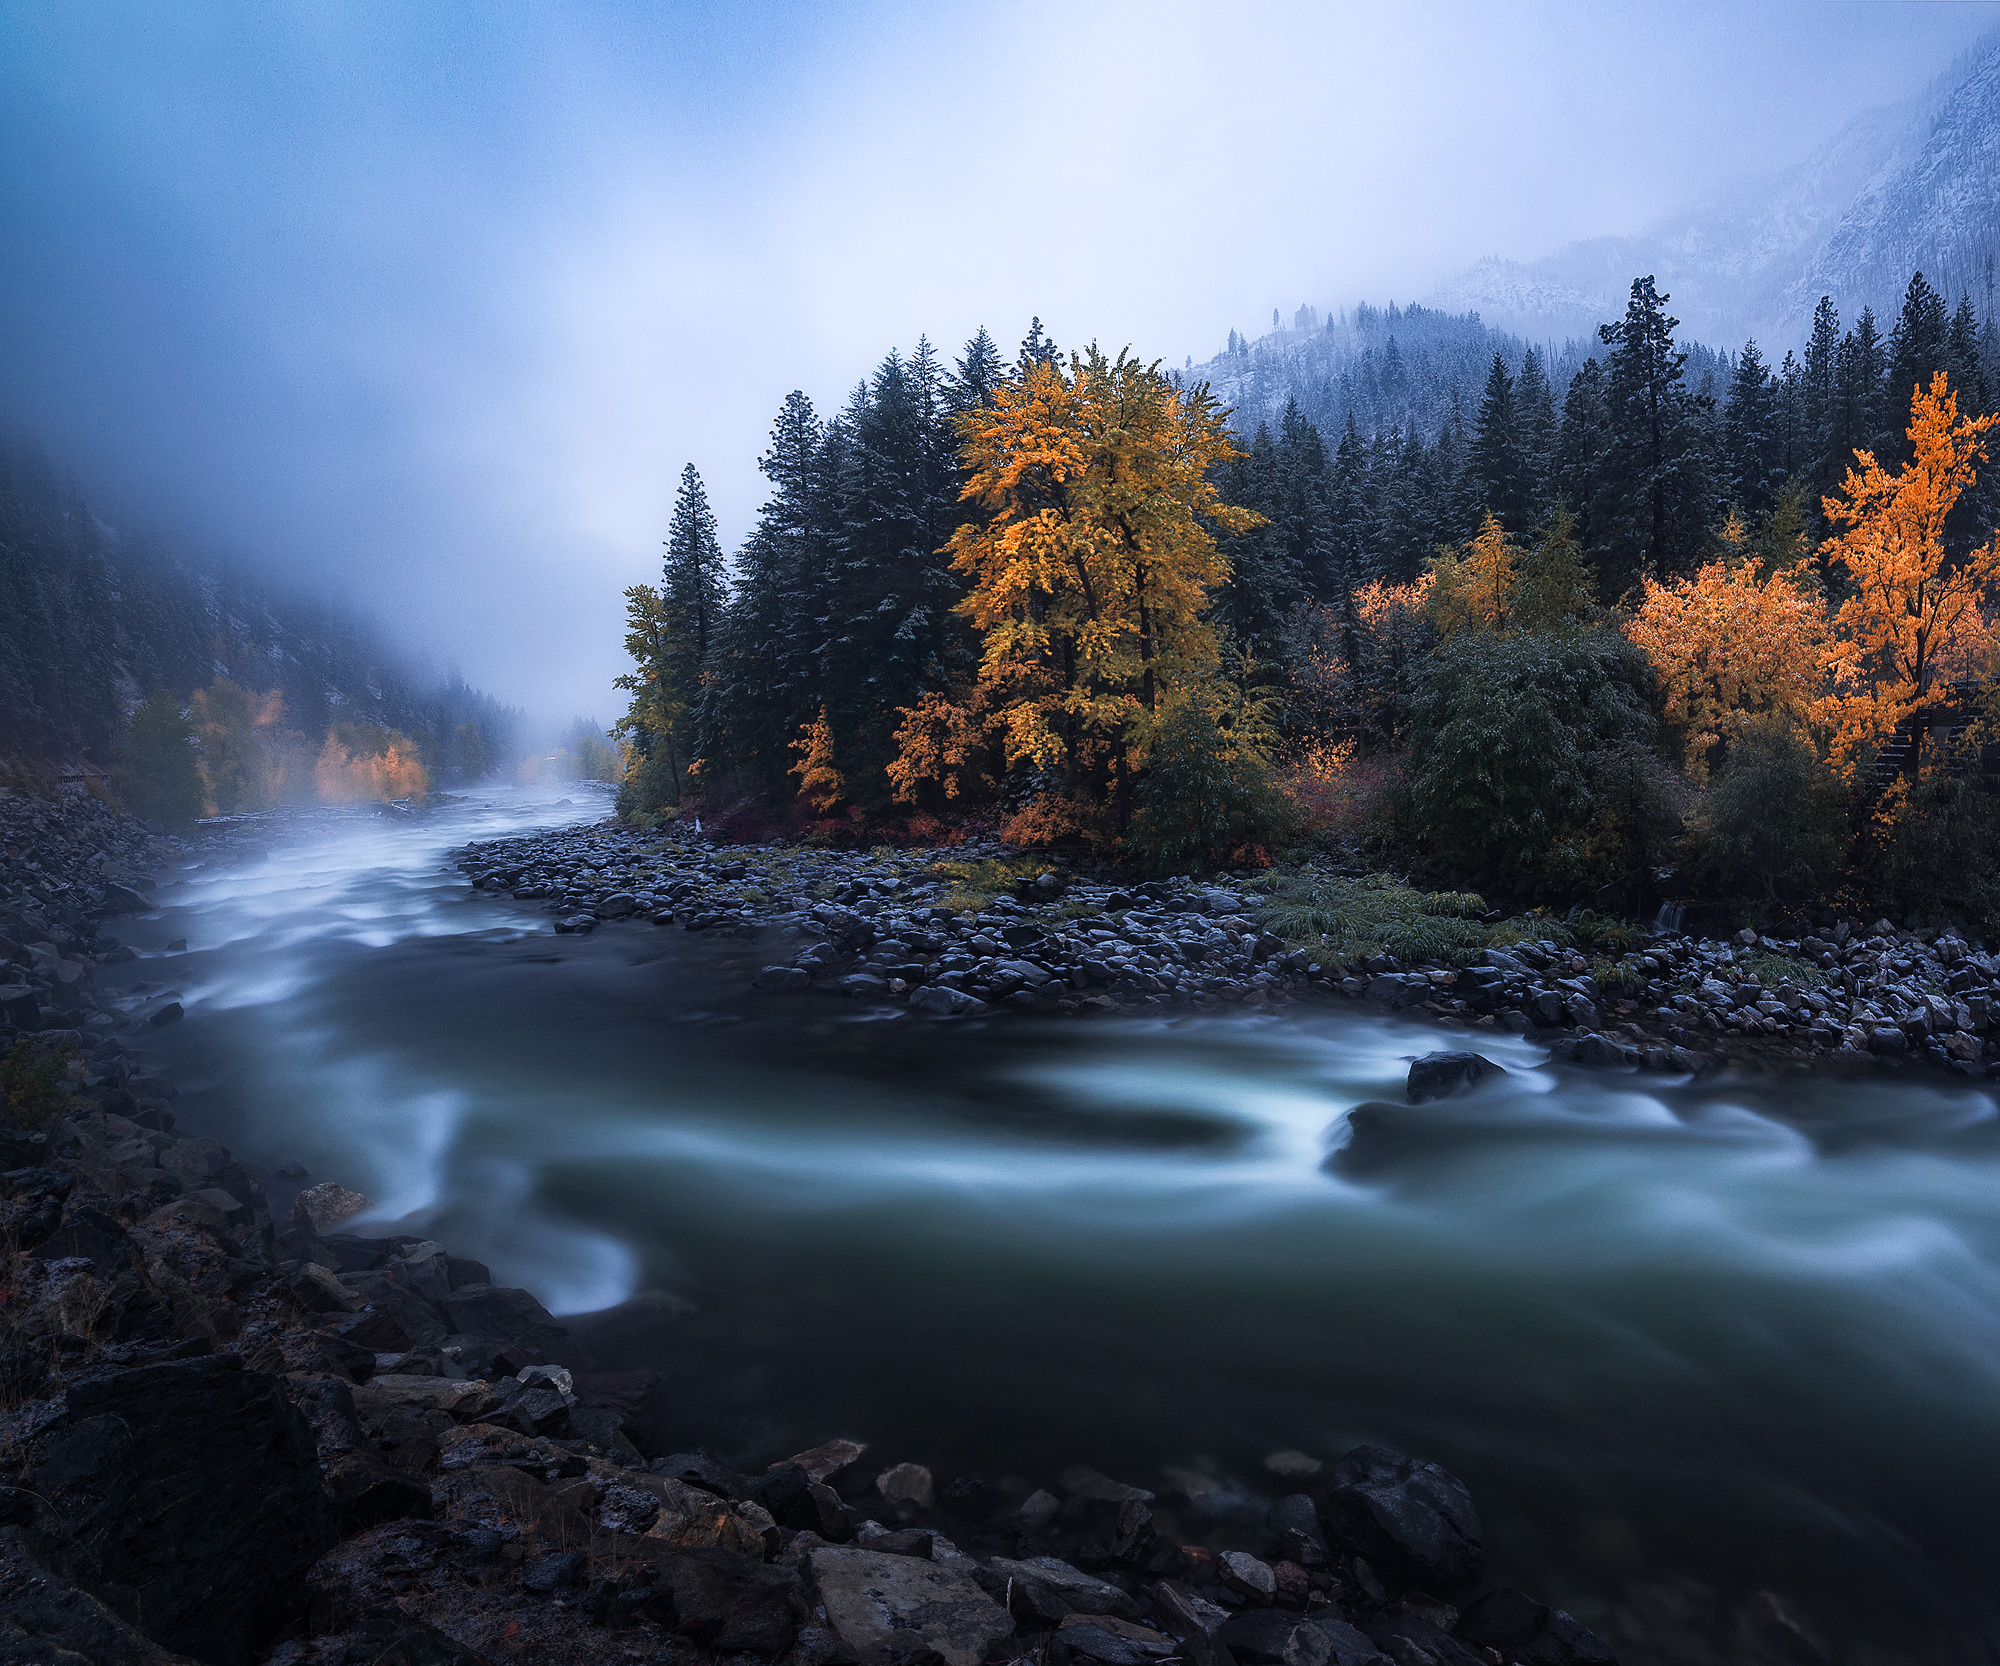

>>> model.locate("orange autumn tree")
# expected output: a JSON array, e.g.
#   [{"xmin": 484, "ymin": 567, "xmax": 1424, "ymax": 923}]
[
  {"xmin": 790, "ymin": 706, "xmax": 845, "ymax": 812},
  {"xmin": 887, "ymin": 347, "xmax": 1259, "ymax": 829},
  {"xmin": 1626, "ymin": 550, "xmax": 1828, "ymax": 780},
  {"xmin": 1425, "ymin": 512, "xmax": 1518, "ymax": 638},
  {"xmin": 1814, "ymin": 371, "xmax": 2000, "ymax": 788}
]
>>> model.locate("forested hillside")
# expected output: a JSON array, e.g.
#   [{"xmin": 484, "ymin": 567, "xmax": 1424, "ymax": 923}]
[
  {"xmin": 0, "ymin": 444, "xmax": 516, "ymax": 811},
  {"xmin": 614, "ymin": 271, "xmax": 2000, "ymax": 928}
]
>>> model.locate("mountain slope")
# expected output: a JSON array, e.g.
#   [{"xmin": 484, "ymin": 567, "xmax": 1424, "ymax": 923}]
[{"xmin": 1429, "ymin": 31, "xmax": 1999, "ymax": 348}]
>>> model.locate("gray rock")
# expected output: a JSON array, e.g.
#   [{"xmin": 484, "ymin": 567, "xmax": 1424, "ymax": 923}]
[
  {"xmin": 753, "ymin": 965, "xmax": 812, "ymax": 992},
  {"xmin": 593, "ymin": 893, "xmax": 638, "ymax": 918},
  {"xmin": 1406, "ymin": 1052, "xmax": 1503, "ymax": 1104},
  {"xmin": 875, "ymin": 1461, "xmax": 935, "ymax": 1509},
  {"xmin": 839, "ymin": 973, "xmax": 889, "ymax": 1000},
  {"xmin": 982, "ymin": 1556, "xmax": 1138, "ymax": 1618},
  {"xmin": 1057, "ymin": 1614, "xmax": 1179, "ymax": 1665},
  {"xmin": 1367, "ymin": 974, "xmax": 1433, "ymax": 1010},
  {"xmin": 1324, "ymin": 1444, "xmax": 1482, "ymax": 1587},
  {"xmin": 1217, "ymin": 1549, "xmax": 1276, "ymax": 1600},
  {"xmin": 910, "ymin": 985, "xmax": 985, "ymax": 1017},
  {"xmin": 291, "ymin": 1180, "xmax": 371, "ymax": 1234},
  {"xmin": 805, "ymin": 1543, "xmax": 1013, "ymax": 1666}
]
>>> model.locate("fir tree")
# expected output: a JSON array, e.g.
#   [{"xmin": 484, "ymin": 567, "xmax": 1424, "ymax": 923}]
[
  {"xmin": 1721, "ymin": 341, "xmax": 1780, "ymax": 514},
  {"xmin": 1469, "ymin": 353, "xmax": 1529, "ymax": 530},
  {"xmin": 948, "ymin": 327, "xmax": 1007, "ymax": 414}
]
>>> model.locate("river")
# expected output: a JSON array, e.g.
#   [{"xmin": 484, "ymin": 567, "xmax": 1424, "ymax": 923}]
[{"xmin": 99, "ymin": 786, "xmax": 2000, "ymax": 1665}]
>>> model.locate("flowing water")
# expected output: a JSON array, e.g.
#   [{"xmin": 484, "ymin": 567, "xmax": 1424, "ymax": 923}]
[{"xmin": 101, "ymin": 788, "xmax": 2000, "ymax": 1663}]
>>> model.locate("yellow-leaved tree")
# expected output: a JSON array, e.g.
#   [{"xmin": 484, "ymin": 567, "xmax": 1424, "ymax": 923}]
[
  {"xmin": 1625, "ymin": 553, "xmax": 1828, "ymax": 780},
  {"xmin": 1426, "ymin": 512, "xmax": 1519, "ymax": 637},
  {"xmin": 888, "ymin": 347, "xmax": 1259, "ymax": 831},
  {"xmin": 1814, "ymin": 371, "xmax": 2000, "ymax": 788}
]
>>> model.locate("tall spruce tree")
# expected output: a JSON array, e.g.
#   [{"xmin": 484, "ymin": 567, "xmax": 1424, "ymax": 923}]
[
  {"xmin": 1722, "ymin": 341, "xmax": 1780, "ymax": 513},
  {"xmin": 1594, "ymin": 277, "xmax": 1715, "ymax": 595},
  {"xmin": 1516, "ymin": 347, "xmax": 1559, "ymax": 510},
  {"xmin": 1470, "ymin": 353, "xmax": 1530, "ymax": 530},
  {"xmin": 949, "ymin": 327, "xmax": 1007, "ymax": 415}
]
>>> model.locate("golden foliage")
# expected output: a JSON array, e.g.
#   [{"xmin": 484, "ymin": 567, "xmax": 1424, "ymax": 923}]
[
  {"xmin": 1626, "ymin": 557, "xmax": 1829, "ymax": 779},
  {"xmin": 885, "ymin": 691, "xmax": 996, "ymax": 804},
  {"xmin": 314, "ymin": 732, "xmax": 428, "ymax": 802},
  {"xmin": 790, "ymin": 706, "xmax": 845, "ymax": 812},
  {"xmin": 1813, "ymin": 372, "xmax": 2000, "ymax": 784},
  {"xmin": 894, "ymin": 348, "xmax": 1258, "ymax": 812},
  {"xmin": 1425, "ymin": 512, "xmax": 1518, "ymax": 637}
]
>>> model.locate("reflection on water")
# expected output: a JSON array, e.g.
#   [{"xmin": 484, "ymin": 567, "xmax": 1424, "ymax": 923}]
[{"xmin": 106, "ymin": 788, "xmax": 2000, "ymax": 1662}]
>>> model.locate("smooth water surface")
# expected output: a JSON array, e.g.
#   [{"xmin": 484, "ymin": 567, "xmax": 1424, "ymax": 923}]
[{"xmin": 104, "ymin": 788, "xmax": 2000, "ymax": 1663}]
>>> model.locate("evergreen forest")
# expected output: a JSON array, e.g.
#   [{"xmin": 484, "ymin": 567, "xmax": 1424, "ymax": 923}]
[{"xmin": 616, "ymin": 275, "xmax": 2000, "ymax": 927}]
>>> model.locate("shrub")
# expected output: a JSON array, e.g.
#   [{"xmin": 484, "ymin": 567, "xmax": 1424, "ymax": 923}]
[
  {"xmin": 1405, "ymin": 629, "xmax": 1670, "ymax": 900},
  {"xmin": 1693, "ymin": 719, "xmax": 1849, "ymax": 900},
  {"xmin": 1128, "ymin": 700, "xmax": 1298, "ymax": 870},
  {"xmin": 1867, "ymin": 769, "xmax": 2000, "ymax": 930},
  {"xmin": 114, "ymin": 692, "xmax": 206, "ymax": 828}
]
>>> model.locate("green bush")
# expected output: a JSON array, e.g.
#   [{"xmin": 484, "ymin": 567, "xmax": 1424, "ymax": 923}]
[
  {"xmin": 1404, "ymin": 629, "xmax": 1670, "ymax": 900},
  {"xmin": 1128, "ymin": 700, "xmax": 1298, "ymax": 870},
  {"xmin": 113, "ymin": 691, "xmax": 206, "ymax": 827},
  {"xmin": 1695, "ymin": 720, "xmax": 1849, "ymax": 900},
  {"xmin": 1868, "ymin": 769, "xmax": 2000, "ymax": 930}
]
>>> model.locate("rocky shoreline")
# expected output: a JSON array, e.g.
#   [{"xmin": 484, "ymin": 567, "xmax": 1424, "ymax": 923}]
[{"xmin": 454, "ymin": 819, "xmax": 2000, "ymax": 1081}]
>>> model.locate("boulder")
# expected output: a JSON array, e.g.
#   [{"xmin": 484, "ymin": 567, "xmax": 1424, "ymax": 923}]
[
  {"xmin": 1270, "ymin": 1492, "xmax": 1328, "ymax": 1566},
  {"xmin": 1455, "ymin": 1589, "xmax": 1614, "ymax": 1666},
  {"xmin": 30, "ymin": 1355, "xmax": 335, "ymax": 1666},
  {"xmin": 292, "ymin": 1181, "xmax": 371, "ymax": 1234},
  {"xmin": 839, "ymin": 973, "xmax": 889, "ymax": 1001},
  {"xmin": 875, "ymin": 1460, "xmax": 935, "ymax": 1510},
  {"xmin": 1406, "ymin": 1052, "xmax": 1503, "ymax": 1104},
  {"xmin": 638, "ymin": 1543, "xmax": 805, "ymax": 1655},
  {"xmin": 0, "ymin": 1525, "xmax": 198, "ymax": 1666},
  {"xmin": 1367, "ymin": 974, "xmax": 1432, "ymax": 1010},
  {"xmin": 323, "ymin": 1449, "xmax": 434, "ymax": 1535},
  {"xmin": 1058, "ymin": 1614, "xmax": 1178, "ymax": 1666},
  {"xmin": 1362, "ymin": 1612, "xmax": 1484, "ymax": 1666},
  {"xmin": 910, "ymin": 984, "xmax": 985, "ymax": 1016},
  {"xmin": 1057, "ymin": 1464, "xmax": 1153, "ymax": 1503},
  {"xmin": 981, "ymin": 1556, "xmax": 1138, "ymax": 1619},
  {"xmin": 779, "ymin": 1437, "xmax": 866, "ymax": 1483},
  {"xmin": 753, "ymin": 965, "xmax": 812, "ymax": 992},
  {"xmin": 1323, "ymin": 1444, "xmax": 1482, "ymax": 1589},
  {"xmin": 805, "ymin": 1543, "xmax": 1013, "ymax": 1666},
  {"xmin": 1218, "ymin": 1550, "xmax": 1276, "ymax": 1601},
  {"xmin": 438, "ymin": 1283, "xmax": 568, "ymax": 1356}
]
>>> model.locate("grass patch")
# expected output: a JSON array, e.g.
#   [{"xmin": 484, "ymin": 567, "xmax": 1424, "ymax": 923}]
[
  {"xmin": 1589, "ymin": 955, "xmax": 1647, "ymax": 997},
  {"xmin": 1743, "ymin": 951, "xmax": 1831, "ymax": 989},
  {"xmin": 1255, "ymin": 873, "xmax": 1497, "ymax": 963},
  {"xmin": 927, "ymin": 855, "xmax": 1046, "ymax": 913}
]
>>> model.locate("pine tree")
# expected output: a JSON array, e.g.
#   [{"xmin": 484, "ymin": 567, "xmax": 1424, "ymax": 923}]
[
  {"xmin": 1887, "ymin": 272, "xmax": 1951, "ymax": 452},
  {"xmin": 1595, "ymin": 276, "xmax": 1715, "ymax": 595},
  {"xmin": 1722, "ymin": 340, "xmax": 1780, "ymax": 513},
  {"xmin": 1469, "ymin": 354, "xmax": 1530, "ymax": 531},
  {"xmin": 114, "ymin": 691, "xmax": 206, "ymax": 827},
  {"xmin": 1019, "ymin": 317, "xmax": 1061, "ymax": 369},
  {"xmin": 949, "ymin": 327, "xmax": 1007, "ymax": 414},
  {"xmin": 662, "ymin": 464, "xmax": 727, "ymax": 689},
  {"xmin": 1516, "ymin": 347, "xmax": 1559, "ymax": 511},
  {"xmin": 1553, "ymin": 358, "xmax": 1610, "ymax": 552}
]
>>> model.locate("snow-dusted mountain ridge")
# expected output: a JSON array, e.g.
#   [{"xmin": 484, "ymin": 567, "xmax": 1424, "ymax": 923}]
[{"xmin": 1428, "ymin": 30, "xmax": 2000, "ymax": 351}]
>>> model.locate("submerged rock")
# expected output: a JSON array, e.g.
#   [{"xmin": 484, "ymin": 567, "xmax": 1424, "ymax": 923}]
[{"xmin": 1406, "ymin": 1051, "xmax": 1504, "ymax": 1103}]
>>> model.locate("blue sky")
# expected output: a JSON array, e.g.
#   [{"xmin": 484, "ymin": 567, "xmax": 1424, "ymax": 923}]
[{"xmin": 3, "ymin": 1, "xmax": 1997, "ymax": 718}]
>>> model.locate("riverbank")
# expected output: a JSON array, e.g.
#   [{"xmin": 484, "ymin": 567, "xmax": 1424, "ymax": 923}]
[
  {"xmin": 1, "ymin": 790, "xmax": 1643, "ymax": 1664},
  {"xmin": 452, "ymin": 817, "xmax": 2000, "ymax": 1080}
]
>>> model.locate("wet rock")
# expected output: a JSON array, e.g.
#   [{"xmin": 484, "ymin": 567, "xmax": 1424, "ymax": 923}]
[
  {"xmin": 1324, "ymin": 1444, "xmax": 1482, "ymax": 1589},
  {"xmin": 1570, "ymin": 1033, "xmax": 1633, "ymax": 1068},
  {"xmin": 291, "ymin": 1181, "xmax": 372, "ymax": 1234},
  {"xmin": 0, "ymin": 1524, "xmax": 197, "ymax": 1666},
  {"xmin": 1058, "ymin": 1463, "xmax": 1154, "ymax": 1503},
  {"xmin": 839, "ymin": 973, "xmax": 889, "ymax": 1000},
  {"xmin": 654, "ymin": 1452, "xmax": 752, "ymax": 1497},
  {"xmin": 875, "ymin": 1460, "xmax": 936, "ymax": 1510},
  {"xmin": 1406, "ymin": 1052, "xmax": 1503, "ymax": 1104},
  {"xmin": 1368, "ymin": 974, "xmax": 1432, "ymax": 1010},
  {"xmin": 911, "ymin": 984, "xmax": 986, "ymax": 1016},
  {"xmin": 806, "ymin": 1542, "xmax": 1013, "ymax": 1666},
  {"xmin": 323, "ymin": 1448, "xmax": 434, "ymax": 1535},
  {"xmin": 1218, "ymin": 1549, "xmax": 1277, "ymax": 1601},
  {"xmin": 1362, "ymin": 1611, "xmax": 1484, "ymax": 1665},
  {"xmin": 1270, "ymin": 1492, "xmax": 1328, "ymax": 1566},
  {"xmin": 781, "ymin": 1436, "xmax": 867, "ymax": 1482},
  {"xmin": 31, "ymin": 1355, "xmax": 335, "ymax": 1666},
  {"xmin": 754, "ymin": 965, "xmax": 812, "ymax": 992},
  {"xmin": 643, "ymin": 1543, "xmax": 805, "ymax": 1654},
  {"xmin": 1059, "ymin": 1614, "xmax": 1180, "ymax": 1665},
  {"xmin": 1456, "ymin": 1588, "xmax": 1615, "ymax": 1665},
  {"xmin": 438, "ymin": 1283, "xmax": 568, "ymax": 1357},
  {"xmin": 751, "ymin": 1462, "xmax": 826, "ymax": 1531},
  {"xmin": 982, "ymin": 1555, "xmax": 1138, "ymax": 1619}
]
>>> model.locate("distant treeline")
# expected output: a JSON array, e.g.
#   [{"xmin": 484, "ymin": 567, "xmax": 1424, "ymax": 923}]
[{"xmin": 0, "ymin": 444, "xmax": 518, "ymax": 790}]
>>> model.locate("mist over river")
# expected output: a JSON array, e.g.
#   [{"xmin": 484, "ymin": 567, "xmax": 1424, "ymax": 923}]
[{"xmin": 101, "ymin": 788, "xmax": 2000, "ymax": 1662}]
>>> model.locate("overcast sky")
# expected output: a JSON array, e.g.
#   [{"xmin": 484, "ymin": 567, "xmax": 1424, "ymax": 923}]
[{"xmin": 3, "ymin": 1, "xmax": 1997, "ymax": 722}]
